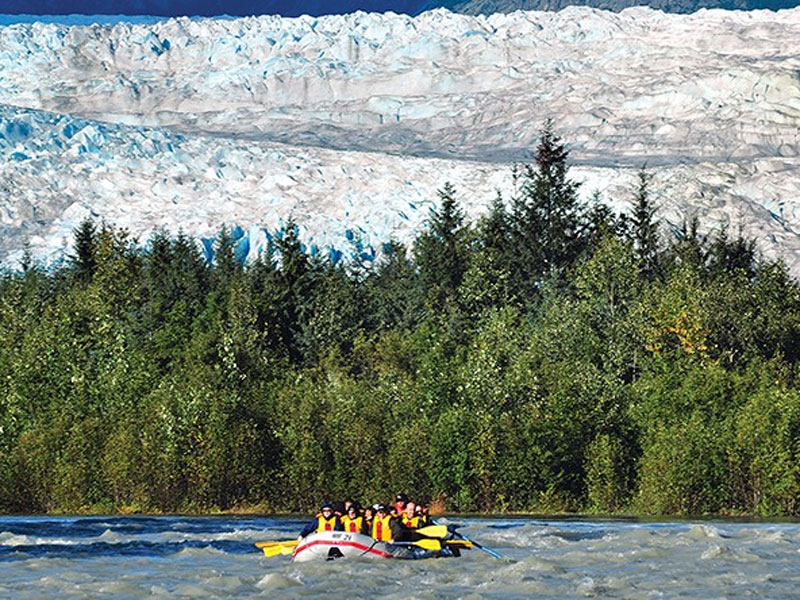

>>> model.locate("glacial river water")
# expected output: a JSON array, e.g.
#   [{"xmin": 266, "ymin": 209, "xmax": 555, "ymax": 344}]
[{"xmin": 2, "ymin": 515, "xmax": 800, "ymax": 598}]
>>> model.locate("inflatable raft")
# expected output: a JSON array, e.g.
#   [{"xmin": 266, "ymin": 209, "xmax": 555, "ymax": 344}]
[{"xmin": 291, "ymin": 531, "xmax": 464, "ymax": 562}]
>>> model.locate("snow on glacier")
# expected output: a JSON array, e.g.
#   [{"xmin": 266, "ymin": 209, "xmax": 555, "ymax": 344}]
[{"xmin": 1, "ymin": 7, "xmax": 800, "ymax": 272}]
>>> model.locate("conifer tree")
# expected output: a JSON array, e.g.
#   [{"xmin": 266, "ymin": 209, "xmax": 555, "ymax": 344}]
[
  {"xmin": 511, "ymin": 120, "xmax": 587, "ymax": 301},
  {"xmin": 365, "ymin": 240, "xmax": 421, "ymax": 330},
  {"xmin": 70, "ymin": 218, "xmax": 98, "ymax": 283},
  {"xmin": 273, "ymin": 219, "xmax": 317, "ymax": 362},
  {"xmin": 414, "ymin": 182, "xmax": 470, "ymax": 312},
  {"xmin": 213, "ymin": 226, "xmax": 241, "ymax": 291},
  {"xmin": 707, "ymin": 225, "xmax": 757, "ymax": 280},
  {"xmin": 665, "ymin": 215, "xmax": 707, "ymax": 275},
  {"xmin": 459, "ymin": 193, "xmax": 514, "ymax": 313},
  {"xmin": 630, "ymin": 167, "xmax": 660, "ymax": 279}
]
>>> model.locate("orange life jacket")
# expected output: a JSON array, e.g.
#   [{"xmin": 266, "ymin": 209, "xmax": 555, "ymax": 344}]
[
  {"xmin": 341, "ymin": 515, "xmax": 364, "ymax": 533},
  {"xmin": 315, "ymin": 513, "xmax": 339, "ymax": 533},
  {"xmin": 371, "ymin": 514, "xmax": 394, "ymax": 542}
]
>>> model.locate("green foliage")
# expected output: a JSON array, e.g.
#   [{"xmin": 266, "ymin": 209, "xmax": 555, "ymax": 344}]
[
  {"xmin": 629, "ymin": 167, "xmax": 660, "ymax": 279},
  {"xmin": 3, "ymin": 125, "xmax": 800, "ymax": 517},
  {"xmin": 635, "ymin": 413, "xmax": 732, "ymax": 515},
  {"xmin": 414, "ymin": 182, "xmax": 471, "ymax": 314},
  {"xmin": 585, "ymin": 432, "xmax": 634, "ymax": 512},
  {"xmin": 509, "ymin": 120, "xmax": 590, "ymax": 301},
  {"xmin": 729, "ymin": 381, "xmax": 800, "ymax": 515}
]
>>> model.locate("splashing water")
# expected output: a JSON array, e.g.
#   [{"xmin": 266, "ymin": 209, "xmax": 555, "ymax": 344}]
[{"xmin": 2, "ymin": 516, "xmax": 800, "ymax": 598}]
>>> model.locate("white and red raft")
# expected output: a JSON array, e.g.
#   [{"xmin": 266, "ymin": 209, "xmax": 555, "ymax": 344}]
[{"xmin": 291, "ymin": 531, "xmax": 467, "ymax": 562}]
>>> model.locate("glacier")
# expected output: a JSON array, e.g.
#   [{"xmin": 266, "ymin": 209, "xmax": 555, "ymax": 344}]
[{"xmin": 1, "ymin": 7, "xmax": 800, "ymax": 272}]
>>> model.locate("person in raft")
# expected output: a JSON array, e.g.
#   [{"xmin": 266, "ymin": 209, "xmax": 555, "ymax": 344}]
[
  {"xmin": 401, "ymin": 501, "xmax": 423, "ymax": 528},
  {"xmin": 298, "ymin": 502, "xmax": 343, "ymax": 539},
  {"xmin": 414, "ymin": 502, "xmax": 431, "ymax": 527},
  {"xmin": 392, "ymin": 493, "xmax": 408, "ymax": 518},
  {"xmin": 341, "ymin": 503, "xmax": 369, "ymax": 535},
  {"xmin": 371, "ymin": 504, "xmax": 407, "ymax": 543}
]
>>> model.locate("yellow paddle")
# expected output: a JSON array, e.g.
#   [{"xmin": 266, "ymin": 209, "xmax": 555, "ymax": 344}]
[
  {"xmin": 394, "ymin": 538, "xmax": 472, "ymax": 551},
  {"xmin": 414, "ymin": 524, "xmax": 449, "ymax": 539},
  {"xmin": 254, "ymin": 539, "xmax": 299, "ymax": 557},
  {"xmin": 446, "ymin": 539, "xmax": 473, "ymax": 550},
  {"xmin": 392, "ymin": 538, "xmax": 443, "ymax": 550}
]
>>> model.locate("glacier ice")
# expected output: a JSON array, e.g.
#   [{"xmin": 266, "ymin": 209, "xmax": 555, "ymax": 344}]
[{"xmin": 1, "ymin": 7, "xmax": 800, "ymax": 273}]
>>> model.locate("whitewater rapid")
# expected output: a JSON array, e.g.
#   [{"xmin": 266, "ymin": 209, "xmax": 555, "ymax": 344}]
[{"xmin": 2, "ymin": 516, "xmax": 800, "ymax": 598}]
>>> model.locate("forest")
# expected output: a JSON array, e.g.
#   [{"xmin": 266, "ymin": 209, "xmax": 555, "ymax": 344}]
[{"xmin": 2, "ymin": 123, "xmax": 800, "ymax": 516}]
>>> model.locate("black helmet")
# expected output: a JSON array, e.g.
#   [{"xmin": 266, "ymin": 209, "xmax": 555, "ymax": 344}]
[
  {"xmin": 376, "ymin": 504, "xmax": 388, "ymax": 513},
  {"xmin": 321, "ymin": 502, "xmax": 333, "ymax": 511},
  {"xmin": 395, "ymin": 493, "xmax": 408, "ymax": 503}
]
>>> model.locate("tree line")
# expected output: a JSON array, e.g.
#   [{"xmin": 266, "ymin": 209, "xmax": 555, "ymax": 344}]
[{"xmin": 2, "ymin": 122, "xmax": 800, "ymax": 516}]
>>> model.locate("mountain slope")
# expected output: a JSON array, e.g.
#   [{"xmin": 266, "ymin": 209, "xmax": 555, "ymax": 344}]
[
  {"xmin": 2, "ymin": 1, "xmax": 799, "ymax": 16},
  {"xmin": 2, "ymin": 8, "xmax": 800, "ymax": 274},
  {"xmin": 1, "ymin": 8, "xmax": 799, "ymax": 165},
  {"xmin": 3, "ymin": 102, "xmax": 800, "ymax": 275},
  {"xmin": 425, "ymin": 0, "xmax": 799, "ymax": 14}
]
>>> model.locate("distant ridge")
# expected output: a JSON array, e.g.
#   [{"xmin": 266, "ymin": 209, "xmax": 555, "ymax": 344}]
[
  {"xmin": 423, "ymin": 0, "xmax": 799, "ymax": 13},
  {"xmin": 1, "ymin": 0, "xmax": 798, "ymax": 18}
]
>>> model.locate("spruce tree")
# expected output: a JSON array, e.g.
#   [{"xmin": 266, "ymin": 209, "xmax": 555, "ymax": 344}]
[
  {"xmin": 413, "ymin": 182, "xmax": 470, "ymax": 313},
  {"xmin": 365, "ymin": 240, "xmax": 421, "ymax": 330},
  {"xmin": 70, "ymin": 218, "xmax": 97, "ymax": 283},
  {"xmin": 630, "ymin": 167, "xmax": 660, "ymax": 279},
  {"xmin": 510, "ymin": 120, "xmax": 587, "ymax": 301},
  {"xmin": 213, "ymin": 226, "xmax": 241, "ymax": 291},
  {"xmin": 459, "ymin": 192, "xmax": 514, "ymax": 313},
  {"xmin": 274, "ymin": 219, "xmax": 317, "ymax": 362}
]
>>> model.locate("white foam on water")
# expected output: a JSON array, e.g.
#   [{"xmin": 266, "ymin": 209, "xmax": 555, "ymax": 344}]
[
  {"xmin": 5, "ymin": 517, "xmax": 800, "ymax": 598},
  {"xmin": 160, "ymin": 528, "xmax": 270, "ymax": 543},
  {"xmin": 96, "ymin": 582, "xmax": 146, "ymax": 595},
  {"xmin": 171, "ymin": 583, "xmax": 208, "ymax": 597},
  {"xmin": 684, "ymin": 524, "xmax": 724, "ymax": 540},
  {"xmin": 96, "ymin": 528, "xmax": 123, "ymax": 543},
  {"xmin": 174, "ymin": 546, "xmax": 229, "ymax": 558},
  {"xmin": 202, "ymin": 574, "xmax": 248, "ymax": 590},
  {"xmin": 256, "ymin": 572, "xmax": 304, "ymax": 589},
  {"xmin": 701, "ymin": 544, "xmax": 728, "ymax": 559},
  {"xmin": 0, "ymin": 531, "xmax": 80, "ymax": 546}
]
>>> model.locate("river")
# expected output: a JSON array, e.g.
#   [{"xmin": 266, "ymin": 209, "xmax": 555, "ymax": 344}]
[{"xmin": 2, "ymin": 515, "xmax": 799, "ymax": 598}]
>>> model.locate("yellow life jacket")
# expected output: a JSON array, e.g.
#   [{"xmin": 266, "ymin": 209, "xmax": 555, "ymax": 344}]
[
  {"xmin": 341, "ymin": 515, "xmax": 364, "ymax": 533},
  {"xmin": 371, "ymin": 514, "xmax": 394, "ymax": 542},
  {"xmin": 401, "ymin": 514, "xmax": 421, "ymax": 528},
  {"xmin": 315, "ymin": 513, "xmax": 339, "ymax": 533}
]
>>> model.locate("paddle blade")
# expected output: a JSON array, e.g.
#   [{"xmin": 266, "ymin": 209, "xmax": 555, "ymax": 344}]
[
  {"xmin": 446, "ymin": 539, "xmax": 473, "ymax": 550},
  {"xmin": 260, "ymin": 545, "xmax": 284, "ymax": 557},
  {"xmin": 412, "ymin": 538, "xmax": 443, "ymax": 550},
  {"xmin": 255, "ymin": 539, "xmax": 299, "ymax": 558},
  {"xmin": 415, "ymin": 525, "xmax": 448, "ymax": 539}
]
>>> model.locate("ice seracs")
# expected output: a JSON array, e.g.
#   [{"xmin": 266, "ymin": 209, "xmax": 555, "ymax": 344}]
[{"xmin": 1, "ymin": 7, "xmax": 800, "ymax": 273}]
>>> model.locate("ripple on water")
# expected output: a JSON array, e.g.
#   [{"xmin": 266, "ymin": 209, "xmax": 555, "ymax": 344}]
[
  {"xmin": 175, "ymin": 546, "xmax": 228, "ymax": 559},
  {"xmin": 256, "ymin": 572, "xmax": 303, "ymax": 590},
  {"xmin": 701, "ymin": 544, "xmax": 729, "ymax": 560},
  {"xmin": 683, "ymin": 524, "xmax": 724, "ymax": 540},
  {"xmin": 752, "ymin": 529, "xmax": 791, "ymax": 544},
  {"xmin": 5, "ymin": 516, "xmax": 800, "ymax": 599},
  {"xmin": 506, "ymin": 554, "xmax": 566, "ymax": 574},
  {"xmin": 96, "ymin": 581, "xmax": 144, "ymax": 595},
  {"xmin": 172, "ymin": 583, "xmax": 209, "ymax": 596}
]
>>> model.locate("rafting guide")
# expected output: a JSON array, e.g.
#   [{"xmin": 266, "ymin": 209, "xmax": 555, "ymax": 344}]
[
  {"xmin": 297, "ymin": 503, "xmax": 342, "ymax": 539},
  {"xmin": 255, "ymin": 493, "xmax": 501, "ymax": 562}
]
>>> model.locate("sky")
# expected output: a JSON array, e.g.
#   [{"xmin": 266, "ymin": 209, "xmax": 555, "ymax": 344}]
[{"xmin": 0, "ymin": 1, "xmax": 437, "ymax": 16}]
